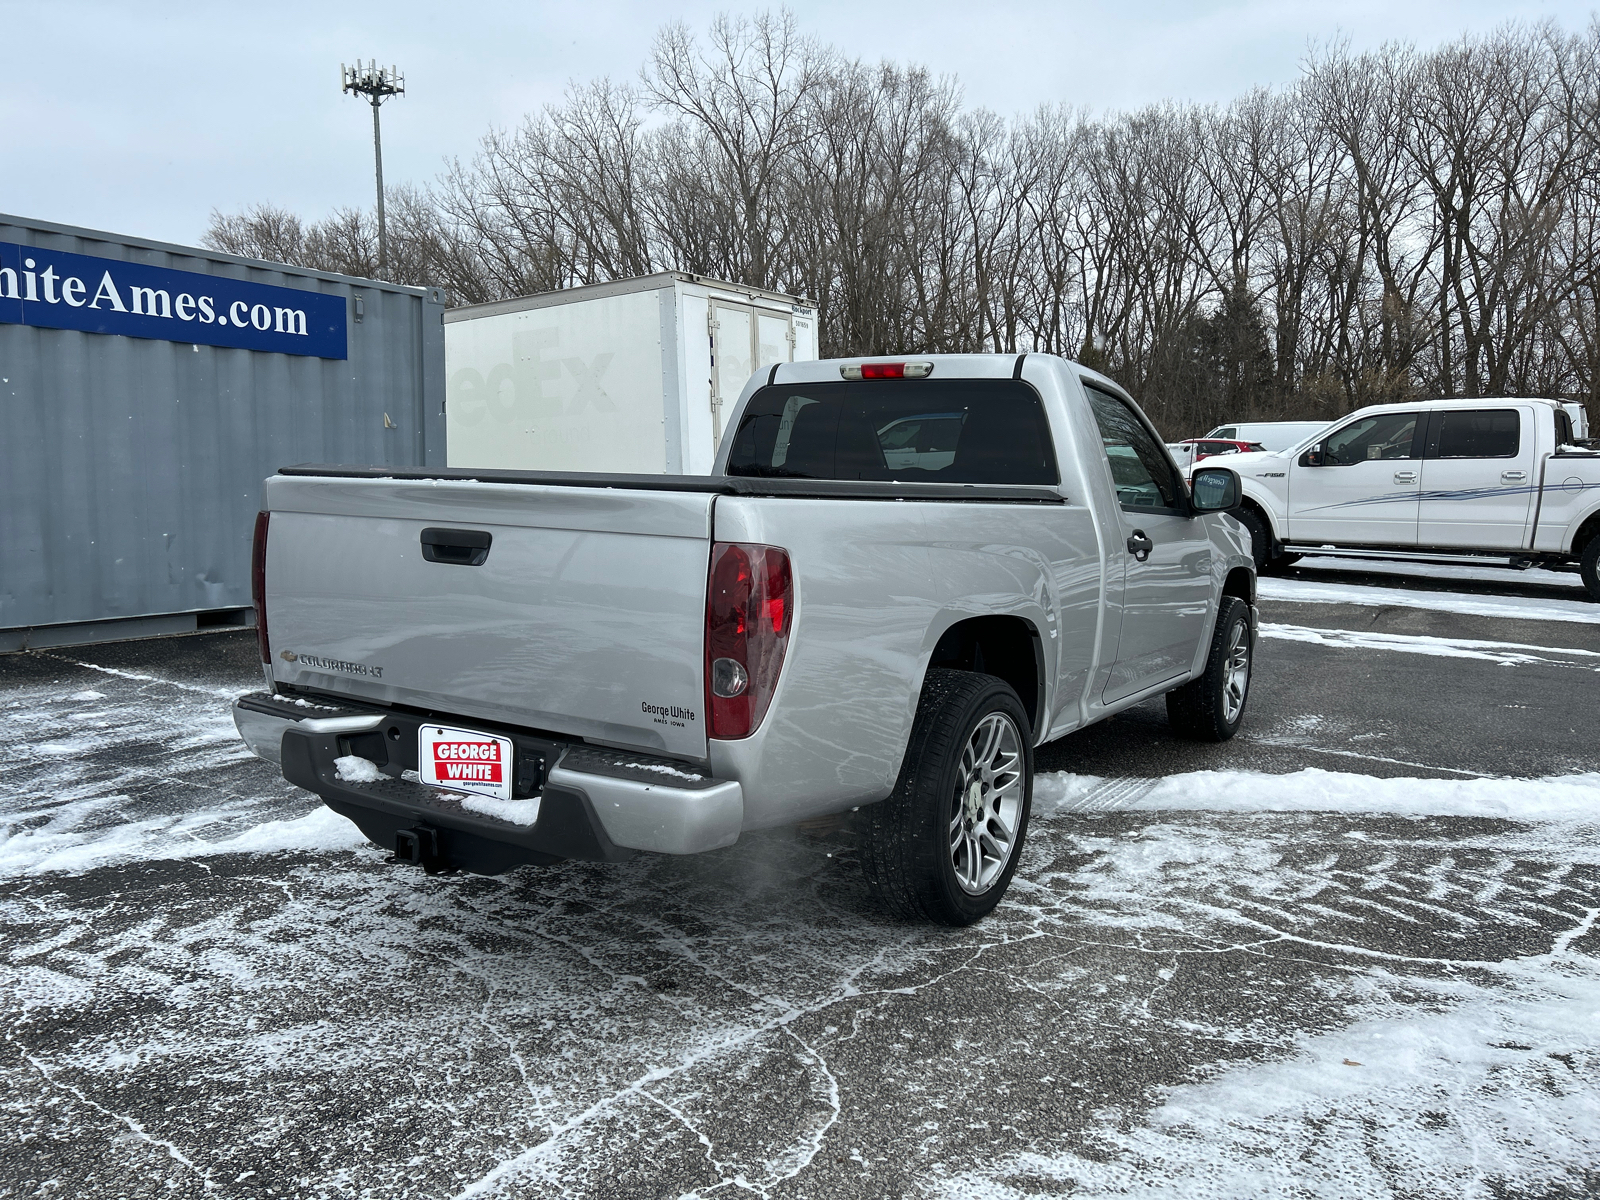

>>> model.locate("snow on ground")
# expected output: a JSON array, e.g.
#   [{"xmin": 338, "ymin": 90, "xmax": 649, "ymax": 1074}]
[
  {"xmin": 0, "ymin": 652, "xmax": 363, "ymax": 876},
  {"xmin": 4, "ymin": 586, "xmax": 1600, "ymax": 1198},
  {"xmin": 1037, "ymin": 766, "xmax": 1600, "ymax": 820},
  {"xmin": 934, "ymin": 928, "xmax": 1600, "ymax": 1199},
  {"xmin": 1260, "ymin": 621, "xmax": 1600, "ymax": 668},
  {"xmin": 1258, "ymin": 577, "xmax": 1599, "ymax": 622}
]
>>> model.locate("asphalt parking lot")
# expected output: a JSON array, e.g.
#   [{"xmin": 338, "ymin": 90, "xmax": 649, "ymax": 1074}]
[{"xmin": 3, "ymin": 559, "xmax": 1598, "ymax": 1199}]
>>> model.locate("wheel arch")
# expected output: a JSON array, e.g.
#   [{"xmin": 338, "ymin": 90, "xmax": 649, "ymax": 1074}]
[
  {"xmin": 925, "ymin": 615, "xmax": 1046, "ymax": 739},
  {"xmin": 1236, "ymin": 492, "xmax": 1280, "ymax": 546},
  {"xmin": 1571, "ymin": 505, "xmax": 1600, "ymax": 558},
  {"xmin": 1221, "ymin": 565, "xmax": 1255, "ymax": 607}
]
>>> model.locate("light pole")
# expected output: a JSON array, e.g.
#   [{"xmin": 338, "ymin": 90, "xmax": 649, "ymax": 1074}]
[{"xmin": 341, "ymin": 60, "xmax": 405, "ymax": 279}]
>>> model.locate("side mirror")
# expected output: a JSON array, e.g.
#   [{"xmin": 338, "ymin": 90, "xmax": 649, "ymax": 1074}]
[
  {"xmin": 1190, "ymin": 466, "xmax": 1240, "ymax": 514},
  {"xmin": 1301, "ymin": 444, "xmax": 1324, "ymax": 467}
]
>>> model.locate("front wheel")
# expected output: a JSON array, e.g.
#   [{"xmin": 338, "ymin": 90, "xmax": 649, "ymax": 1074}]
[
  {"xmin": 1237, "ymin": 507, "xmax": 1296, "ymax": 575},
  {"xmin": 1166, "ymin": 596, "xmax": 1253, "ymax": 741},
  {"xmin": 862, "ymin": 669, "xmax": 1034, "ymax": 926}
]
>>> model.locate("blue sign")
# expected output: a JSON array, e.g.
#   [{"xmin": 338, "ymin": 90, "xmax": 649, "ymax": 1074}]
[{"xmin": 0, "ymin": 240, "xmax": 347, "ymax": 359}]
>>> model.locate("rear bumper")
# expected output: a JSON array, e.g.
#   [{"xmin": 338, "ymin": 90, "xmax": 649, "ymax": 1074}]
[{"xmin": 233, "ymin": 693, "xmax": 743, "ymax": 869}]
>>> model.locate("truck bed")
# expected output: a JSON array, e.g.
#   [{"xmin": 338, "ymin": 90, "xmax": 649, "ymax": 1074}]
[{"xmin": 264, "ymin": 470, "xmax": 717, "ymax": 759}]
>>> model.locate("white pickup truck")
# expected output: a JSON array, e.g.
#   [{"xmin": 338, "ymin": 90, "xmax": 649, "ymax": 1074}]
[
  {"xmin": 233, "ymin": 354, "xmax": 1256, "ymax": 924},
  {"xmin": 1224, "ymin": 398, "xmax": 1600, "ymax": 600}
]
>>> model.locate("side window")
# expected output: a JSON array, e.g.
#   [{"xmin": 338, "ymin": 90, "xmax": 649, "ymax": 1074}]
[
  {"xmin": 1321, "ymin": 412, "xmax": 1419, "ymax": 465},
  {"xmin": 875, "ymin": 412, "xmax": 965, "ymax": 471},
  {"xmin": 1084, "ymin": 384, "xmax": 1179, "ymax": 511},
  {"xmin": 1433, "ymin": 409, "xmax": 1520, "ymax": 458}
]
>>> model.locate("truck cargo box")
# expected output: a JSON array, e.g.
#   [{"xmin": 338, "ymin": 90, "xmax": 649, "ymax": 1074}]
[{"xmin": 444, "ymin": 272, "xmax": 818, "ymax": 475}]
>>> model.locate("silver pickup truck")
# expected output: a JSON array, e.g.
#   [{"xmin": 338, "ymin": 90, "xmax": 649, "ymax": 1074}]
[{"xmin": 233, "ymin": 354, "xmax": 1255, "ymax": 924}]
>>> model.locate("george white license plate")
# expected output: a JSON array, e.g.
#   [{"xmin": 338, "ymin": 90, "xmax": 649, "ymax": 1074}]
[{"xmin": 418, "ymin": 724, "xmax": 513, "ymax": 801}]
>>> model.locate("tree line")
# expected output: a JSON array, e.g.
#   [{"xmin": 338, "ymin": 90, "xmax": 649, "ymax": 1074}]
[{"xmin": 205, "ymin": 12, "xmax": 1600, "ymax": 437}]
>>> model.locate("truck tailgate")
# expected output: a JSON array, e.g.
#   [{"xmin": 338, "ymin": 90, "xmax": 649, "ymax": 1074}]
[{"xmin": 262, "ymin": 474, "xmax": 712, "ymax": 759}]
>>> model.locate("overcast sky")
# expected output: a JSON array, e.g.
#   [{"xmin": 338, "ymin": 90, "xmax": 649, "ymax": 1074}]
[{"xmin": 4, "ymin": 0, "xmax": 1595, "ymax": 248}]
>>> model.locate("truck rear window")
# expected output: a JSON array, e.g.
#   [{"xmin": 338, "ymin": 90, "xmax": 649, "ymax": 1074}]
[{"xmin": 725, "ymin": 380, "xmax": 1059, "ymax": 484}]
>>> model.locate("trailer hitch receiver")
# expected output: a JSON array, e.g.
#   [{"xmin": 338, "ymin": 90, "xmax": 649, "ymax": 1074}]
[{"xmin": 393, "ymin": 826, "xmax": 448, "ymax": 874}]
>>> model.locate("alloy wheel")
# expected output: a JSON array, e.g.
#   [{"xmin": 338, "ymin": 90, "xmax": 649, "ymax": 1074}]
[
  {"xmin": 1223, "ymin": 619, "xmax": 1251, "ymax": 724},
  {"xmin": 948, "ymin": 712, "xmax": 1025, "ymax": 895}
]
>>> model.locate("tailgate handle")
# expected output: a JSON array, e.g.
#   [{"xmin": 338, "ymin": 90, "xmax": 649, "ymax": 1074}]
[{"xmin": 420, "ymin": 527, "xmax": 492, "ymax": 566}]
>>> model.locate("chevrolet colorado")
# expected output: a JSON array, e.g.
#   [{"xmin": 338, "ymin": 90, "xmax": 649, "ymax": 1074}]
[{"xmin": 233, "ymin": 353, "xmax": 1255, "ymax": 924}]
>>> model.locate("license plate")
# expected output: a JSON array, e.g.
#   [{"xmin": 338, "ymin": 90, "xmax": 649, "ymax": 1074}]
[{"xmin": 418, "ymin": 725, "xmax": 513, "ymax": 801}]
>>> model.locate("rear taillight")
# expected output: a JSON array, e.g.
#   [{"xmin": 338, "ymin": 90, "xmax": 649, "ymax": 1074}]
[
  {"xmin": 705, "ymin": 542, "xmax": 793, "ymax": 739},
  {"xmin": 252, "ymin": 510, "xmax": 271, "ymax": 665}
]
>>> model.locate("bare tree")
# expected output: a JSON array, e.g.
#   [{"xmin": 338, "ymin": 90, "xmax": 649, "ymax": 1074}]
[{"xmin": 206, "ymin": 12, "xmax": 1600, "ymax": 434}]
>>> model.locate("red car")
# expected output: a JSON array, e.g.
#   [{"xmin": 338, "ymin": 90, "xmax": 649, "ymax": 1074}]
[{"xmin": 1170, "ymin": 438, "xmax": 1265, "ymax": 466}]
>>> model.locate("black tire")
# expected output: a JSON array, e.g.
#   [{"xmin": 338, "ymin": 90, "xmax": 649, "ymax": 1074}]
[
  {"xmin": 1166, "ymin": 596, "xmax": 1253, "ymax": 741},
  {"xmin": 1582, "ymin": 537, "xmax": 1600, "ymax": 603},
  {"xmin": 862, "ymin": 669, "xmax": 1034, "ymax": 926}
]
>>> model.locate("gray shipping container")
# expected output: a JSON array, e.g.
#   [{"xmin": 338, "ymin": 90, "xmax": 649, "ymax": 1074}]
[{"xmin": 0, "ymin": 213, "xmax": 445, "ymax": 651}]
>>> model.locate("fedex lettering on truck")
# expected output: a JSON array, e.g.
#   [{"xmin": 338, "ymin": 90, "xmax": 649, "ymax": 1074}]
[{"xmin": 0, "ymin": 240, "xmax": 348, "ymax": 359}]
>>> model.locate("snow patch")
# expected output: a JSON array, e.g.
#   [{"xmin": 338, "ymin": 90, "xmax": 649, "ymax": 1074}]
[
  {"xmin": 67, "ymin": 690, "xmax": 106, "ymax": 701},
  {"xmin": 615, "ymin": 760, "xmax": 704, "ymax": 780},
  {"xmin": 1036, "ymin": 767, "xmax": 1600, "ymax": 820},
  {"xmin": 458, "ymin": 793, "xmax": 543, "ymax": 826},
  {"xmin": 268, "ymin": 693, "xmax": 343, "ymax": 711},
  {"xmin": 201, "ymin": 806, "xmax": 368, "ymax": 856},
  {"xmin": 1261, "ymin": 621, "xmax": 1600, "ymax": 668},
  {"xmin": 0, "ymin": 803, "xmax": 367, "ymax": 876},
  {"xmin": 936, "ymin": 969, "xmax": 1600, "ymax": 1199},
  {"xmin": 333, "ymin": 755, "xmax": 385, "ymax": 784}
]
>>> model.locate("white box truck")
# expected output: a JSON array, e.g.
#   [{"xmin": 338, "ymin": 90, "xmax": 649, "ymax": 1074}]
[{"xmin": 444, "ymin": 272, "xmax": 819, "ymax": 474}]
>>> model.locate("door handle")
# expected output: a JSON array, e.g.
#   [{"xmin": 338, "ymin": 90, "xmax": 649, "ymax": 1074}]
[
  {"xmin": 1126, "ymin": 531, "xmax": 1153, "ymax": 562},
  {"xmin": 1393, "ymin": 471, "xmax": 1417, "ymax": 484},
  {"xmin": 420, "ymin": 527, "xmax": 493, "ymax": 566},
  {"xmin": 1501, "ymin": 471, "xmax": 1527, "ymax": 483}
]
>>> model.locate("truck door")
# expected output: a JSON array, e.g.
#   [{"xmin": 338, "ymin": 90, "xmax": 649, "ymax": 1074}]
[
  {"xmin": 756, "ymin": 310, "xmax": 794, "ymax": 371},
  {"xmin": 1083, "ymin": 385, "xmax": 1214, "ymax": 704},
  {"xmin": 1286, "ymin": 410, "xmax": 1423, "ymax": 546},
  {"xmin": 709, "ymin": 303, "xmax": 754, "ymax": 448},
  {"xmin": 1416, "ymin": 407, "xmax": 1536, "ymax": 549}
]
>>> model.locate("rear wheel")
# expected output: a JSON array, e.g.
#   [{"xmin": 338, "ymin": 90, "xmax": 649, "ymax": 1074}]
[
  {"xmin": 862, "ymin": 669, "xmax": 1033, "ymax": 926},
  {"xmin": 1581, "ymin": 537, "xmax": 1600, "ymax": 603},
  {"xmin": 1167, "ymin": 596, "xmax": 1253, "ymax": 741}
]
